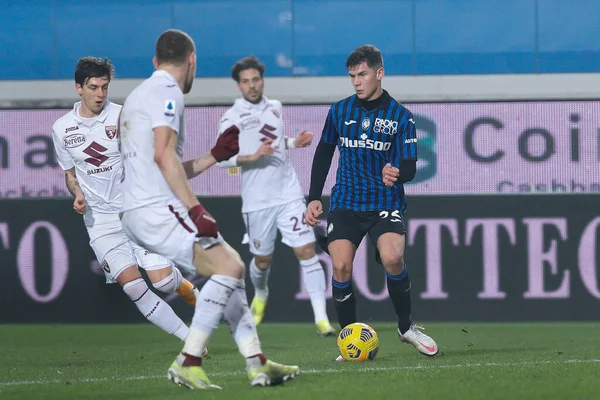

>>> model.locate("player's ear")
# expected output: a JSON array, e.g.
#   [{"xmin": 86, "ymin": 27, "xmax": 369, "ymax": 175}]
[
  {"xmin": 152, "ymin": 56, "xmax": 159, "ymax": 69},
  {"xmin": 188, "ymin": 51, "xmax": 196, "ymax": 68},
  {"xmin": 75, "ymin": 83, "xmax": 83, "ymax": 96},
  {"xmin": 376, "ymin": 67, "xmax": 384, "ymax": 81}
]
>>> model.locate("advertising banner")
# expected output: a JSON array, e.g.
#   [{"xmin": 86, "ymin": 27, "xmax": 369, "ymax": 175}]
[
  {"xmin": 1, "ymin": 196, "xmax": 598, "ymax": 323},
  {"xmin": 2, "ymin": 101, "xmax": 600, "ymax": 198}
]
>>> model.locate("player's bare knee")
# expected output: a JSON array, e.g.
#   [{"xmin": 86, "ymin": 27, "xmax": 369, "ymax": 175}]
[
  {"xmin": 115, "ymin": 265, "xmax": 143, "ymax": 286},
  {"xmin": 293, "ymin": 243, "xmax": 316, "ymax": 260},
  {"xmin": 254, "ymin": 255, "xmax": 272, "ymax": 270},
  {"xmin": 379, "ymin": 251, "xmax": 404, "ymax": 268},
  {"xmin": 332, "ymin": 258, "xmax": 353, "ymax": 277},
  {"xmin": 146, "ymin": 266, "xmax": 173, "ymax": 283}
]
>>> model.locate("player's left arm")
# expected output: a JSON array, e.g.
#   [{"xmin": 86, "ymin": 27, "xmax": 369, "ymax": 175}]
[
  {"xmin": 285, "ymin": 130, "xmax": 314, "ymax": 150},
  {"xmin": 382, "ymin": 113, "xmax": 417, "ymax": 187},
  {"xmin": 183, "ymin": 124, "xmax": 240, "ymax": 179}
]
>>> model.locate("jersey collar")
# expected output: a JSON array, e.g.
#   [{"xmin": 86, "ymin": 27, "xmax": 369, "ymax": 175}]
[
  {"xmin": 71, "ymin": 101, "xmax": 111, "ymax": 126},
  {"xmin": 234, "ymin": 95, "xmax": 269, "ymax": 113},
  {"xmin": 151, "ymin": 69, "xmax": 179, "ymax": 85},
  {"xmin": 355, "ymin": 89, "xmax": 391, "ymax": 111}
]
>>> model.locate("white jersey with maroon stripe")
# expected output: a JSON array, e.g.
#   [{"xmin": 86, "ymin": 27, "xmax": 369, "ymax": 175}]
[
  {"xmin": 52, "ymin": 101, "xmax": 122, "ymax": 215},
  {"xmin": 217, "ymin": 96, "xmax": 304, "ymax": 213}
]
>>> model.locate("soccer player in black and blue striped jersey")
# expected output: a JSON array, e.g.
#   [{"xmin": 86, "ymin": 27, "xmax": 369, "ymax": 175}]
[{"xmin": 305, "ymin": 45, "xmax": 439, "ymax": 358}]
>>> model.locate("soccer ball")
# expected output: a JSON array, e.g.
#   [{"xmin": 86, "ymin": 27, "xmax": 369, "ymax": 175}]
[{"xmin": 337, "ymin": 322, "xmax": 380, "ymax": 361}]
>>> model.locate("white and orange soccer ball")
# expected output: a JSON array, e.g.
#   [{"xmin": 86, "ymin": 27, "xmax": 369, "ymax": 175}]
[{"xmin": 337, "ymin": 322, "xmax": 380, "ymax": 361}]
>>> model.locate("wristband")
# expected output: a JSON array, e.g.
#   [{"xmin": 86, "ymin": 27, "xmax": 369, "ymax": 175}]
[{"xmin": 286, "ymin": 137, "xmax": 296, "ymax": 149}]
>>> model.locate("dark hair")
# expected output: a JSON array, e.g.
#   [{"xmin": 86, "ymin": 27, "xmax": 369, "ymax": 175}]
[
  {"xmin": 345, "ymin": 45, "xmax": 383, "ymax": 70},
  {"xmin": 155, "ymin": 29, "xmax": 195, "ymax": 65},
  {"xmin": 231, "ymin": 55, "xmax": 266, "ymax": 82},
  {"xmin": 74, "ymin": 57, "xmax": 114, "ymax": 86}
]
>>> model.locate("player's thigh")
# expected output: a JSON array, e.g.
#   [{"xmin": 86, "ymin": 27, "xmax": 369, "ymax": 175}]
[
  {"xmin": 243, "ymin": 207, "xmax": 278, "ymax": 256},
  {"xmin": 131, "ymin": 243, "xmax": 174, "ymax": 282},
  {"xmin": 276, "ymin": 199, "xmax": 316, "ymax": 251},
  {"xmin": 191, "ymin": 240, "xmax": 244, "ymax": 278},
  {"xmin": 368, "ymin": 210, "xmax": 407, "ymax": 266},
  {"xmin": 88, "ymin": 221, "xmax": 139, "ymax": 284},
  {"xmin": 326, "ymin": 209, "xmax": 368, "ymax": 249}
]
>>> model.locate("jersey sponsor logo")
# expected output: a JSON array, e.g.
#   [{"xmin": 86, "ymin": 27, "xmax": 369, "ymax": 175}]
[
  {"xmin": 240, "ymin": 116, "xmax": 261, "ymax": 130},
  {"xmin": 259, "ymin": 124, "xmax": 277, "ymax": 142},
  {"xmin": 105, "ymin": 125, "xmax": 117, "ymax": 139},
  {"xmin": 404, "ymin": 138, "xmax": 418, "ymax": 144},
  {"xmin": 87, "ymin": 165, "xmax": 113, "ymax": 175},
  {"xmin": 64, "ymin": 133, "xmax": 86, "ymax": 148},
  {"xmin": 339, "ymin": 135, "xmax": 392, "ymax": 151},
  {"xmin": 164, "ymin": 99, "xmax": 176, "ymax": 117},
  {"xmin": 373, "ymin": 118, "xmax": 398, "ymax": 135},
  {"xmin": 65, "ymin": 126, "xmax": 79, "ymax": 133},
  {"xmin": 83, "ymin": 141, "xmax": 109, "ymax": 167}
]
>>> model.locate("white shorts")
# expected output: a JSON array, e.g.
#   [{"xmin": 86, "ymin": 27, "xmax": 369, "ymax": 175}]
[
  {"xmin": 86, "ymin": 213, "xmax": 173, "ymax": 283},
  {"xmin": 120, "ymin": 204, "xmax": 224, "ymax": 274},
  {"xmin": 243, "ymin": 199, "xmax": 316, "ymax": 256}
]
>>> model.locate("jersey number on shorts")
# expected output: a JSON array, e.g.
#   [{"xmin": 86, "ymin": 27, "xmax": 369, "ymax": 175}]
[
  {"xmin": 290, "ymin": 215, "xmax": 308, "ymax": 231},
  {"xmin": 379, "ymin": 210, "xmax": 402, "ymax": 222}
]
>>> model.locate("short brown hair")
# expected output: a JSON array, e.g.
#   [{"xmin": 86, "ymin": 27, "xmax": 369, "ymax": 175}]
[
  {"xmin": 155, "ymin": 29, "xmax": 195, "ymax": 65},
  {"xmin": 231, "ymin": 55, "xmax": 266, "ymax": 82},
  {"xmin": 346, "ymin": 45, "xmax": 383, "ymax": 70}
]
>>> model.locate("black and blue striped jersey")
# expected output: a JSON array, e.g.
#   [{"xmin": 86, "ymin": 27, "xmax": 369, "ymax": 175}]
[{"xmin": 321, "ymin": 90, "xmax": 417, "ymax": 212}]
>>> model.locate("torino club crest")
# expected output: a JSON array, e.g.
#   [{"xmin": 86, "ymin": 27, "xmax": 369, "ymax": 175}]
[{"xmin": 105, "ymin": 125, "xmax": 117, "ymax": 139}]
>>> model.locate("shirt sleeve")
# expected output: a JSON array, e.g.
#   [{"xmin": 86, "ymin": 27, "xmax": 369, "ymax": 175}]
[
  {"xmin": 321, "ymin": 106, "xmax": 339, "ymax": 144},
  {"xmin": 389, "ymin": 112, "xmax": 417, "ymax": 163},
  {"xmin": 216, "ymin": 112, "xmax": 239, "ymax": 168},
  {"xmin": 52, "ymin": 126, "xmax": 75, "ymax": 170},
  {"xmin": 148, "ymin": 87, "xmax": 185, "ymax": 133}
]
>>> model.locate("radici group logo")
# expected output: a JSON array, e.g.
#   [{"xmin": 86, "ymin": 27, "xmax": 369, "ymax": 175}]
[{"xmin": 408, "ymin": 114, "xmax": 437, "ymax": 184}]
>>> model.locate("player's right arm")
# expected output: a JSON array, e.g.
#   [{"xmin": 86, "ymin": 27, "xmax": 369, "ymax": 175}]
[
  {"xmin": 305, "ymin": 106, "xmax": 338, "ymax": 226},
  {"xmin": 154, "ymin": 126, "xmax": 200, "ymax": 210},
  {"xmin": 215, "ymin": 114, "xmax": 274, "ymax": 168},
  {"xmin": 52, "ymin": 124, "xmax": 86, "ymax": 214}
]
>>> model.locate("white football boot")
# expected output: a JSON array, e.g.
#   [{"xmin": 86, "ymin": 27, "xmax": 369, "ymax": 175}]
[{"xmin": 398, "ymin": 324, "xmax": 439, "ymax": 356}]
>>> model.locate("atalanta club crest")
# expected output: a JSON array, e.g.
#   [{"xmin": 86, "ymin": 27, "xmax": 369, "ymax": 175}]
[
  {"xmin": 105, "ymin": 125, "xmax": 117, "ymax": 139},
  {"xmin": 361, "ymin": 117, "xmax": 371, "ymax": 131}
]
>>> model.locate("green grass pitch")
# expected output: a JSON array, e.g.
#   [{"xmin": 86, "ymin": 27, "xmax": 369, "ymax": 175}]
[{"xmin": 1, "ymin": 323, "xmax": 598, "ymax": 399}]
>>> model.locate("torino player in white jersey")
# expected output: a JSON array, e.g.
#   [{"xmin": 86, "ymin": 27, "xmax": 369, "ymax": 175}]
[
  {"xmin": 51, "ymin": 57, "xmax": 199, "ymax": 343},
  {"xmin": 217, "ymin": 56, "xmax": 334, "ymax": 337},
  {"xmin": 118, "ymin": 30, "xmax": 300, "ymax": 390}
]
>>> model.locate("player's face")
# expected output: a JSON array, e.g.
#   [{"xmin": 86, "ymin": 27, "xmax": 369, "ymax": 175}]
[
  {"xmin": 76, "ymin": 76, "xmax": 109, "ymax": 116},
  {"xmin": 182, "ymin": 52, "xmax": 197, "ymax": 94},
  {"xmin": 348, "ymin": 62, "xmax": 383, "ymax": 101},
  {"xmin": 237, "ymin": 68, "xmax": 264, "ymax": 104}
]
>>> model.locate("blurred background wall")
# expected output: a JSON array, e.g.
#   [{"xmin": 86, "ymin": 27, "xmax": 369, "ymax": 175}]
[{"xmin": 1, "ymin": 0, "xmax": 599, "ymax": 323}]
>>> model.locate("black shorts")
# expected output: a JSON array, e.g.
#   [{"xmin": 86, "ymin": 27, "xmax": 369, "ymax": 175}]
[{"xmin": 326, "ymin": 209, "xmax": 406, "ymax": 248}]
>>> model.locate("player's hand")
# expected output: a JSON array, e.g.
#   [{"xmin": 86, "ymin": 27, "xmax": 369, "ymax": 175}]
[
  {"xmin": 73, "ymin": 195, "xmax": 86, "ymax": 214},
  {"xmin": 305, "ymin": 200, "xmax": 323, "ymax": 227},
  {"xmin": 189, "ymin": 204, "xmax": 218, "ymax": 238},
  {"xmin": 382, "ymin": 163, "xmax": 400, "ymax": 187},
  {"xmin": 250, "ymin": 139, "xmax": 276, "ymax": 161},
  {"xmin": 211, "ymin": 125, "xmax": 240, "ymax": 162},
  {"xmin": 293, "ymin": 130, "xmax": 314, "ymax": 148}
]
